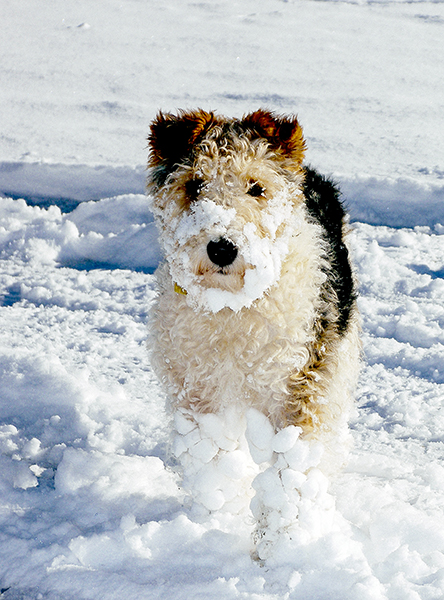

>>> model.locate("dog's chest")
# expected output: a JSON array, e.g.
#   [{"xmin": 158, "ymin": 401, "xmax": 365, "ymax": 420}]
[{"xmin": 159, "ymin": 292, "xmax": 310, "ymax": 404}]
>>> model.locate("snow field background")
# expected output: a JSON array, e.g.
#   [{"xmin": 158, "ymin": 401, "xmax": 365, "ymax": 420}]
[{"xmin": 1, "ymin": 0, "xmax": 444, "ymax": 598}]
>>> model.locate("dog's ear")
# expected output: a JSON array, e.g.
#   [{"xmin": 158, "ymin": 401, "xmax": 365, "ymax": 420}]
[
  {"xmin": 148, "ymin": 110, "xmax": 216, "ymax": 185},
  {"xmin": 242, "ymin": 110, "xmax": 306, "ymax": 166}
]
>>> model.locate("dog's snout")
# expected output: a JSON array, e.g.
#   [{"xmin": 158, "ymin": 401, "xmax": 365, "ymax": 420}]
[{"xmin": 207, "ymin": 238, "xmax": 238, "ymax": 268}]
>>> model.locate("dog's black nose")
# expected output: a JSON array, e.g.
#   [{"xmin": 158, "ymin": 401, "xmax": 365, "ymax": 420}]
[{"xmin": 207, "ymin": 238, "xmax": 238, "ymax": 268}]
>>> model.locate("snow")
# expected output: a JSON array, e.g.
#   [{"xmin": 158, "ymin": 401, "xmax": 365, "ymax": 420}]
[{"xmin": 1, "ymin": 0, "xmax": 444, "ymax": 598}]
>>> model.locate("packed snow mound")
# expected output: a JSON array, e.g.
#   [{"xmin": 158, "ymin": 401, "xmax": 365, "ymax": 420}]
[
  {"xmin": 0, "ymin": 162, "xmax": 146, "ymax": 210},
  {"xmin": 342, "ymin": 175, "xmax": 444, "ymax": 228},
  {"xmin": 0, "ymin": 194, "xmax": 161, "ymax": 273}
]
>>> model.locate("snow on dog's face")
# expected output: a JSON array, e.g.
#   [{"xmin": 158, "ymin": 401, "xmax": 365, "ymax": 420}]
[{"xmin": 147, "ymin": 109, "xmax": 306, "ymax": 313}]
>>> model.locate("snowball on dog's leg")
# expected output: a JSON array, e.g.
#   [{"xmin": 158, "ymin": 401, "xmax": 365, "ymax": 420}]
[
  {"xmin": 246, "ymin": 409, "xmax": 336, "ymax": 561},
  {"xmin": 172, "ymin": 407, "xmax": 259, "ymax": 516}
]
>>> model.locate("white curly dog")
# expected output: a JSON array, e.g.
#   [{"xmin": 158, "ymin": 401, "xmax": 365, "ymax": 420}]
[{"xmin": 147, "ymin": 109, "xmax": 360, "ymax": 560}]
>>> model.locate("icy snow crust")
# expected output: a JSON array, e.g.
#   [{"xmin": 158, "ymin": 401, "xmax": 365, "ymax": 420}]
[{"xmin": 1, "ymin": 0, "xmax": 444, "ymax": 598}]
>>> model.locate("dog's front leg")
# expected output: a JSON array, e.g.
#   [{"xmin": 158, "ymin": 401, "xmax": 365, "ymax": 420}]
[
  {"xmin": 245, "ymin": 409, "xmax": 336, "ymax": 563},
  {"xmin": 171, "ymin": 406, "xmax": 260, "ymax": 518}
]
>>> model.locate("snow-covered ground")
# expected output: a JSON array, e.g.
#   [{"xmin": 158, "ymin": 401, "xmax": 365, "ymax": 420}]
[{"xmin": 1, "ymin": 1, "xmax": 443, "ymax": 598}]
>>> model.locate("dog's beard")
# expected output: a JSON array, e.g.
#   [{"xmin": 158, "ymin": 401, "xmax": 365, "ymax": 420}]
[{"xmin": 156, "ymin": 191, "xmax": 297, "ymax": 313}]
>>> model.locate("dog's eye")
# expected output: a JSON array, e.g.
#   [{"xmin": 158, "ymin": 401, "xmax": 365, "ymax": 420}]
[
  {"xmin": 247, "ymin": 181, "xmax": 266, "ymax": 198},
  {"xmin": 185, "ymin": 178, "xmax": 205, "ymax": 202}
]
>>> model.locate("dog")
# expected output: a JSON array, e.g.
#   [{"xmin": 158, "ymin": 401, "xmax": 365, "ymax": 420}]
[{"xmin": 146, "ymin": 109, "xmax": 360, "ymax": 556}]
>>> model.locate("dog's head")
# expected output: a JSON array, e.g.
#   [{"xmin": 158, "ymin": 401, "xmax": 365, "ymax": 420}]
[{"xmin": 147, "ymin": 109, "xmax": 306, "ymax": 313}]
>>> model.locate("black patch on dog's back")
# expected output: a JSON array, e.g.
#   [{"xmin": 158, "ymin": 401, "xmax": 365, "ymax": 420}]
[{"xmin": 302, "ymin": 167, "xmax": 356, "ymax": 334}]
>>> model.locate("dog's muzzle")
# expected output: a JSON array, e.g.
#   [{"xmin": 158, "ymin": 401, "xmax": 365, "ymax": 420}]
[{"xmin": 207, "ymin": 238, "xmax": 238, "ymax": 269}]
